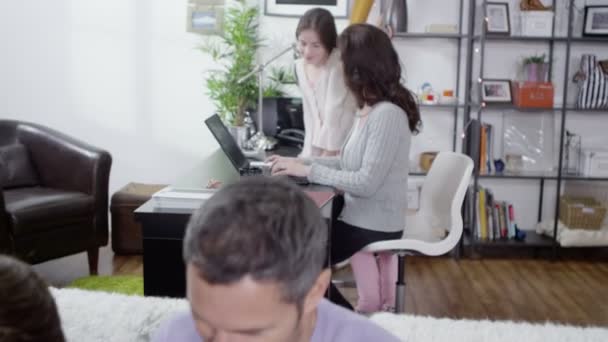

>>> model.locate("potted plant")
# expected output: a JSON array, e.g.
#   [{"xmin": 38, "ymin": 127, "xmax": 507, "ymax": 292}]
[
  {"xmin": 522, "ymin": 53, "xmax": 549, "ymax": 82},
  {"xmin": 202, "ymin": 0, "xmax": 286, "ymax": 139}
]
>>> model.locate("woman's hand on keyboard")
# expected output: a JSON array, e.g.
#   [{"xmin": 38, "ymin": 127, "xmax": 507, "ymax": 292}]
[
  {"xmin": 271, "ymin": 159, "xmax": 311, "ymax": 178},
  {"xmin": 265, "ymin": 155, "xmax": 300, "ymax": 168},
  {"xmin": 265, "ymin": 154, "xmax": 298, "ymax": 164}
]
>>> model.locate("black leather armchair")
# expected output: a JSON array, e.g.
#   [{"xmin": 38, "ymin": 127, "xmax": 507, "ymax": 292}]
[{"xmin": 0, "ymin": 120, "xmax": 112, "ymax": 274}]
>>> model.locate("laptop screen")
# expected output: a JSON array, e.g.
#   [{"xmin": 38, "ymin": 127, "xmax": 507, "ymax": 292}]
[{"xmin": 205, "ymin": 114, "xmax": 248, "ymax": 170}]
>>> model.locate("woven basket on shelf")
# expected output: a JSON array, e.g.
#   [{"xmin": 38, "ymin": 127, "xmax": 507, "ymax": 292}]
[{"xmin": 559, "ymin": 196, "xmax": 607, "ymax": 230}]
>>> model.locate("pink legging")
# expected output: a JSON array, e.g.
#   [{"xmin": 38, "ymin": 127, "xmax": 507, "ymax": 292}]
[{"xmin": 350, "ymin": 251, "xmax": 397, "ymax": 313}]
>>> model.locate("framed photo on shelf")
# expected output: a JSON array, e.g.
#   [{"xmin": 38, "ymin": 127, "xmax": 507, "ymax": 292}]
[
  {"xmin": 485, "ymin": 2, "xmax": 510, "ymax": 35},
  {"xmin": 481, "ymin": 79, "xmax": 512, "ymax": 103},
  {"xmin": 583, "ymin": 6, "xmax": 608, "ymax": 37},
  {"xmin": 264, "ymin": 0, "xmax": 349, "ymax": 18}
]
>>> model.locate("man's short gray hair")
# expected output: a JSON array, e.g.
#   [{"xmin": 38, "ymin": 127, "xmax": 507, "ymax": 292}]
[{"xmin": 183, "ymin": 177, "xmax": 328, "ymax": 304}]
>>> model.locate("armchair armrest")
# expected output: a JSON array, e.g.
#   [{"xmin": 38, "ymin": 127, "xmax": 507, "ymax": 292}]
[
  {"xmin": 17, "ymin": 123, "xmax": 112, "ymax": 244},
  {"xmin": 0, "ymin": 190, "xmax": 13, "ymax": 253}
]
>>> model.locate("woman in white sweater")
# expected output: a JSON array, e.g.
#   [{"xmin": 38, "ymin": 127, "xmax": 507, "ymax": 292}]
[
  {"xmin": 270, "ymin": 24, "xmax": 421, "ymax": 313},
  {"xmin": 295, "ymin": 8, "xmax": 357, "ymax": 158}
]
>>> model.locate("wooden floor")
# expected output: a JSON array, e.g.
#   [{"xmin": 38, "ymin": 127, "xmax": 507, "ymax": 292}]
[{"xmin": 34, "ymin": 246, "xmax": 608, "ymax": 327}]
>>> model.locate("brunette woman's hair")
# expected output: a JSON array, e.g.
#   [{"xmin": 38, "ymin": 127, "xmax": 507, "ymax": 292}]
[
  {"xmin": 338, "ymin": 24, "xmax": 421, "ymax": 133},
  {"xmin": 295, "ymin": 8, "xmax": 337, "ymax": 54}
]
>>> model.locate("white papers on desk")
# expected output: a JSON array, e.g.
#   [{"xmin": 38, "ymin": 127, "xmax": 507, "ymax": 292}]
[{"xmin": 151, "ymin": 187, "xmax": 216, "ymax": 209}]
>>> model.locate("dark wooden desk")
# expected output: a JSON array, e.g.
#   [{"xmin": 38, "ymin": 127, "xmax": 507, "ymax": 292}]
[{"xmin": 135, "ymin": 148, "xmax": 334, "ymax": 298}]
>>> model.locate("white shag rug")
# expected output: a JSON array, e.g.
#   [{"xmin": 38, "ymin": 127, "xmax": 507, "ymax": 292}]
[
  {"xmin": 51, "ymin": 288, "xmax": 608, "ymax": 342},
  {"xmin": 370, "ymin": 313, "xmax": 608, "ymax": 342}
]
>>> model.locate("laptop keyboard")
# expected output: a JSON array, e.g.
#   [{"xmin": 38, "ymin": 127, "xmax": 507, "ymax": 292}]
[
  {"xmin": 239, "ymin": 167, "xmax": 264, "ymax": 176},
  {"xmin": 238, "ymin": 167, "xmax": 309, "ymax": 185}
]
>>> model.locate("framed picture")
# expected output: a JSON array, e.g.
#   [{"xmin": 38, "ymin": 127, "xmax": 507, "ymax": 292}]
[
  {"xmin": 187, "ymin": 3, "xmax": 224, "ymax": 35},
  {"xmin": 485, "ymin": 2, "xmax": 510, "ymax": 35},
  {"xmin": 583, "ymin": 6, "xmax": 608, "ymax": 37},
  {"xmin": 481, "ymin": 79, "xmax": 512, "ymax": 103},
  {"xmin": 265, "ymin": 0, "xmax": 349, "ymax": 18}
]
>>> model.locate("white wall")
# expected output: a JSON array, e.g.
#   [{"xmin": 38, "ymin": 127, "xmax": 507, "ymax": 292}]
[
  {"xmin": 1, "ymin": 0, "xmax": 607, "ymax": 231},
  {"xmin": 0, "ymin": 0, "xmax": 217, "ymax": 195}
]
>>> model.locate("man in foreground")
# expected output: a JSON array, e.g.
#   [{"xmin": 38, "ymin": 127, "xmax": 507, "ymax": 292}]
[{"xmin": 153, "ymin": 177, "xmax": 400, "ymax": 341}]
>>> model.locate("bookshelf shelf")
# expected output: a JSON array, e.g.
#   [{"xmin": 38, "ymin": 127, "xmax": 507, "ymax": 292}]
[
  {"xmin": 420, "ymin": 103, "xmax": 467, "ymax": 109},
  {"xmin": 480, "ymin": 172, "xmax": 557, "ymax": 180},
  {"xmin": 566, "ymin": 107, "xmax": 608, "ymax": 113},
  {"xmin": 394, "ymin": 32, "xmax": 466, "ymax": 39},
  {"xmin": 474, "ymin": 35, "xmax": 608, "ymax": 44},
  {"xmin": 477, "ymin": 105, "xmax": 561, "ymax": 112},
  {"xmin": 474, "ymin": 35, "xmax": 566, "ymax": 42},
  {"xmin": 467, "ymin": 231, "xmax": 554, "ymax": 248},
  {"xmin": 569, "ymin": 36, "xmax": 608, "ymax": 44},
  {"xmin": 561, "ymin": 175, "xmax": 608, "ymax": 182},
  {"xmin": 479, "ymin": 173, "xmax": 608, "ymax": 182}
]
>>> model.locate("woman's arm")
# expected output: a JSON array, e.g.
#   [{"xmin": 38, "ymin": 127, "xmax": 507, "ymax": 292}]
[
  {"xmin": 308, "ymin": 107, "xmax": 408, "ymax": 197},
  {"xmin": 308, "ymin": 156, "xmax": 340, "ymax": 168}
]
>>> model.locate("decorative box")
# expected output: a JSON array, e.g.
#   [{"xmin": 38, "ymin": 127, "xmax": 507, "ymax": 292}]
[
  {"xmin": 521, "ymin": 11, "xmax": 554, "ymax": 37},
  {"xmin": 512, "ymin": 81, "xmax": 554, "ymax": 108}
]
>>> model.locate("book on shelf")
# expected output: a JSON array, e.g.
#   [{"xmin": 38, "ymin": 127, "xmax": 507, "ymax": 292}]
[
  {"xmin": 466, "ymin": 119, "xmax": 496, "ymax": 174},
  {"xmin": 465, "ymin": 119, "xmax": 481, "ymax": 174},
  {"xmin": 473, "ymin": 185, "xmax": 518, "ymax": 241}
]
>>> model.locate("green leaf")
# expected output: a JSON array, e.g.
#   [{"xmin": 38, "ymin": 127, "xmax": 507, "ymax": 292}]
[{"xmin": 199, "ymin": 0, "xmax": 286, "ymax": 125}]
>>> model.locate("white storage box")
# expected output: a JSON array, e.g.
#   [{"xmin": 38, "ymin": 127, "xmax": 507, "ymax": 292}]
[
  {"xmin": 583, "ymin": 150, "xmax": 608, "ymax": 177},
  {"xmin": 520, "ymin": 11, "xmax": 554, "ymax": 37}
]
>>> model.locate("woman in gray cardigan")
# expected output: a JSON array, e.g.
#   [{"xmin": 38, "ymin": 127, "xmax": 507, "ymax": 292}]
[{"xmin": 270, "ymin": 24, "xmax": 421, "ymax": 313}]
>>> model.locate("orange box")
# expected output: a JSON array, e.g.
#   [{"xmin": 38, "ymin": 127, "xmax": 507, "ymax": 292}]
[{"xmin": 512, "ymin": 81, "xmax": 554, "ymax": 108}]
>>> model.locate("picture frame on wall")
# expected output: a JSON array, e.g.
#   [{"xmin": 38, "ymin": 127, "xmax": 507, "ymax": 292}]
[
  {"xmin": 485, "ymin": 2, "xmax": 510, "ymax": 35},
  {"xmin": 187, "ymin": 3, "xmax": 224, "ymax": 35},
  {"xmin": 583, "ymin": 6, "xmax": 608, "ymax": 37},
  {"xmin": 264, "ymin": 0, "xmax": 349, "ymax": 18},
  {"xmin": 481, "ymin": 79, "xmax": 512, "ymax": 103}
]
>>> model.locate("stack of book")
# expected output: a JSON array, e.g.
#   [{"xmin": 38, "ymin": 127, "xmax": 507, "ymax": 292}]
[
  {"xmin": 471, "ymin": 186, "xmax": 518, "ymax": 240},
  {"xmin": 151, "ymin": 187, "xmax": 216, "ymax": 209}
]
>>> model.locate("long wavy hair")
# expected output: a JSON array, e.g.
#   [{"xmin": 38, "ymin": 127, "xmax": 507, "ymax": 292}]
[{"xmin": 338, "ymin": 24, "xmax": 421, "ymax": 133}]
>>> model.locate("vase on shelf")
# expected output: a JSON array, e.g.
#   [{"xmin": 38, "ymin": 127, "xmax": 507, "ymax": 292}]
[{"xmin": 524, "ymin": 63, "xmax": 549, "ymax": 82}]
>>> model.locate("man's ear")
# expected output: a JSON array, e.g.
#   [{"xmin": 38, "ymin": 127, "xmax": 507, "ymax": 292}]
[{"xmin": 302, "ymin": 269, "xmax": 331, "ymax": 315}]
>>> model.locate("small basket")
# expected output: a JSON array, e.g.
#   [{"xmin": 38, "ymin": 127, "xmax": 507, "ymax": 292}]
[
  {"xmin": 559, "ymin": 196, "xmax": 607, "ymax": 230},
  {"xmin": 419, "ymin": 152, "xmax": 438, "ymax": 172}
]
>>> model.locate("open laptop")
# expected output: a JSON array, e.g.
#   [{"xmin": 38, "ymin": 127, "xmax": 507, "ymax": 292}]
[{"xmin": 204, "ymin": 114, "xmax": 309, "ymax": 185}]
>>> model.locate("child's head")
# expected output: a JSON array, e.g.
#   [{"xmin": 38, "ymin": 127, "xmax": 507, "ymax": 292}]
[
  {"xmin": 295, "ymin": 8, "xmax": 337, "ymax": 66},
  {"xmin": 0, "ymin": 255, "xmax": 66, "ymax": 342}
]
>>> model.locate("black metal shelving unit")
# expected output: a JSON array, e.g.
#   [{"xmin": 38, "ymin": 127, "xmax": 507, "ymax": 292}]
[
  {"xmin": 393, "ymin": 0, "xmax": 472, "ymax": 158},
  {"xmin": 466, "ymin": 0, "xmax": 608, "ymax": 257}
]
